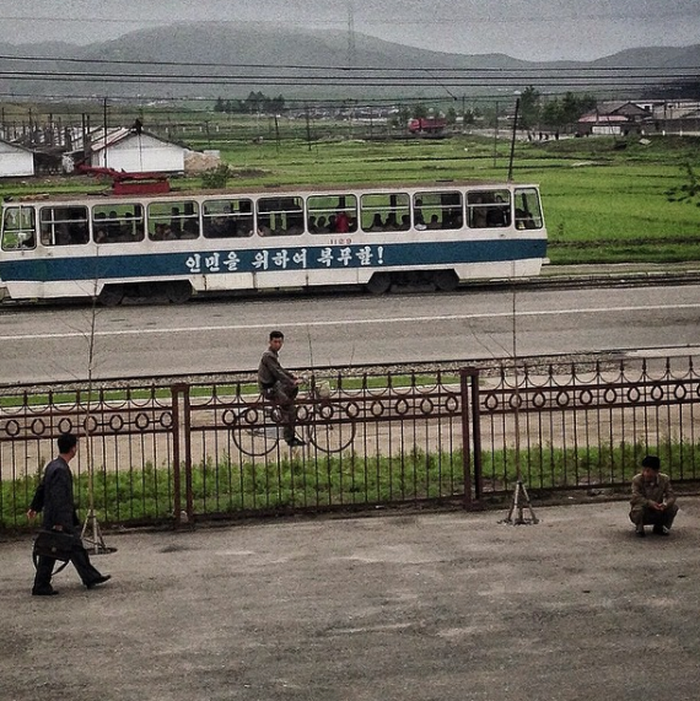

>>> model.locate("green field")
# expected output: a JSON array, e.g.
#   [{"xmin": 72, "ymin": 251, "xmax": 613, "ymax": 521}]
[{"xmin": 2, "ymin": 125, "xmax": 699, "ymax": 265}]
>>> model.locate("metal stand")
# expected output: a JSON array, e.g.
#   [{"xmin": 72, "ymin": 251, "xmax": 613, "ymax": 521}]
[
  {"xmin": 501, "ymin": 479, "xmax": 539, "ymax": 525},
  {"xmin": 81, "ymin": 508, "xmax": 116, "ymax": 555},
  {"xmin": 500, "ymin": 254, "xmax": 539, "ymax": 527}
]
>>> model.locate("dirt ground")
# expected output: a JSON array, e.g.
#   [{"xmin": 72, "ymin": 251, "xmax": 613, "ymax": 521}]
[{"xmin": 1, "ymin": 497, "xmax": 699, "ymax": 701}]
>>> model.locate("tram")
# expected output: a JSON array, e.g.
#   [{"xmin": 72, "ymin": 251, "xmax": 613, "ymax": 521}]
[{"xmin": 0, "ymin": 179, "xmax": 547, "ymax": 305}]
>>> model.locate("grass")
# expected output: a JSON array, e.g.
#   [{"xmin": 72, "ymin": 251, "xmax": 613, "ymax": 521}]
[{"xmin": 3, "ymin": 438, "xmax": 698, "ymax": 529}]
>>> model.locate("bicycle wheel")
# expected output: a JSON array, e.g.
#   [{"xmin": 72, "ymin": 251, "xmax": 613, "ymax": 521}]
[
  {"xmin": 229, "ymin": 407, "xmax": 281, "ymax": 457},
  {"xmin": 306, "ymin": 416, "xmax": 356, "ymax": 453}
]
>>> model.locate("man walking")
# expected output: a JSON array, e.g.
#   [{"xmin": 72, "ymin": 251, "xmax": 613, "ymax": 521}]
[
  {"xmin": 629, "ymin": 455, "xmax": 678, "ymax": 537},
  {"xmin": 29, "ymin": 433, "xmax": 111, "ymax": 595},
  {"xmin": 258, "ymin": 330, "xmax": 305, "ymax": 447}
]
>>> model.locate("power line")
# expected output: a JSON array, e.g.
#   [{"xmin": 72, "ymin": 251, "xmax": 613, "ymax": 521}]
[{"xmin": 1, "ymin": 53, "xmax": 697, "ymax": 75}]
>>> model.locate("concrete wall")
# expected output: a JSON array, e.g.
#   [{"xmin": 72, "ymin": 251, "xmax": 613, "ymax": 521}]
[{"xmin": 0, "ymin": 142, "xmax": 34, "ymax": 177}]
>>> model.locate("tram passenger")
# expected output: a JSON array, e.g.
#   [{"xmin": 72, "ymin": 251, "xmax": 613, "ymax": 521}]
[
  {"xmin": 369, "ymin": 213, "xmax": 384, "ymax": 231},
  {"xmin": 427, "ymin": 214, "xmax": 440, "ymax": 229},
  {"xmin": 385, "ymin": 212, "xmax": 399, "ymax": 231},
  {"xmin": 120, "ymin": 211, "xmax": 139, "ymax": 241},
  {"xmin": 107, "ymin": 210, "xmax": 120, "ymax": 240},
  {"xmin": 335, "ymin": 210, "xmax": 349, "ymax": 233},
  {"xmin": 181, "ymin": 219, "xmax": 199, "ymax": 239},
  {"xmin": 470, "ymin": 196, "xmax": 488, "ymax": 228},
  {"xmin": 170, "ymin": 207, "xmax": 183, "ymax": 237}
]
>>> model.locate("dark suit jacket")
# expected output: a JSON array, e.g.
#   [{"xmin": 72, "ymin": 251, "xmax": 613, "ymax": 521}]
[{"xmin": 41, "ymin": 457, "xmax": 79, "ymax": 533}]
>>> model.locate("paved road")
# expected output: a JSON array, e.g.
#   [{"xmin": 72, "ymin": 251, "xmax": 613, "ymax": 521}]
[
  {"xmin": 1, "ymin": 497, "xmax": 699, "ymax": 701},
  {"xmin": 2, "ymin": 277, "xmax": 700, "ymax": 383}
]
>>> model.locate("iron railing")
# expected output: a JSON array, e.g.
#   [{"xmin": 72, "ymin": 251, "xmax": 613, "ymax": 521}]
[{"xmin": 1, "ymin": 356, "xmax": 698, "ymax": 530}]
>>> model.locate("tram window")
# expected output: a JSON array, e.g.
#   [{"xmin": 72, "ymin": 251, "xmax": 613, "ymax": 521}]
[
  {"xmin": 202, "ymin": 198, "xmax": 253, "ymax": 238},
  {"xmin": 148, "ymin": 201, "xmax": 200, "ymax": 241},
  {"xmin": 413, "ymin": 191, "xmax": 463, "ymax": 230},
  {"xmin": 1, "ymin": 206, "xmax": 36, "ymax": 250},
  {"xmin": 514, "ymin": 188, "xmax": 544, "ymax": 230},
  {"xmin": 256, "ymin": 197, "xmax": 304, "ymax": 236},
  {"xmin": 466, "ymin": 190, "xmax": 511, "ymax": 229},
  {"xmin": 92, "ymin": 204, "xmax": 144, "ymax": 244},
  {"xmin": 40, "ymin": 206, "xmax": 89, "ymax": 246},
  {"xmin": 360, "ymin": 193, "xmax": 410, "ymax": 233},
  {"xmin": 306, "ymin": 195, "xmax": 357, "ymax": 234}
]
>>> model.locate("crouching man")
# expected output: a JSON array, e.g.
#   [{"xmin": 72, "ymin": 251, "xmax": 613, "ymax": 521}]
[{"xmin": 629, "ymin": 455, "xmax": 678, "ymax": 538}]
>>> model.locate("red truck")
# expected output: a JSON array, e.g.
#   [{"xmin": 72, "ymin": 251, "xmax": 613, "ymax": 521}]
[{"xmin": 407, "ymin": 117, "xmax": 447, "ymax": 134}]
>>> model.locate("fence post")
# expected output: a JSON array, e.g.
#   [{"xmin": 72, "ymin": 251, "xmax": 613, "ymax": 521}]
[
  {"xmin": 460, "ymin": 368, "xmax": 482, "ymax": 509},
  {"xmin": 171, "ymin": 383, "xmax": 191, "ymax": 526}
]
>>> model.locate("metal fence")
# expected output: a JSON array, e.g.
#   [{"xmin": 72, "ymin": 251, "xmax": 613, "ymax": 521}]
[{"xmin": 1, "ymin": 356, "xmax": 699, "ymax": 530}]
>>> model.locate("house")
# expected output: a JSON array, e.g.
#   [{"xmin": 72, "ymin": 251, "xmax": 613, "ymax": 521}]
[
  {"xmin": 577, "ymin": 101, "xmax": 653, "ymax": 136},
  {"xmin": 70, "ymin": 127, "xmax": 189, "ymax": 174},
  {"xmin": 0, "ymin": 138, "xmax": 35, "ymax": 178}
]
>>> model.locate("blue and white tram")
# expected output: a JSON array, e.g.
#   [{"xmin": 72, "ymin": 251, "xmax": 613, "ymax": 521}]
[{"xmin": 0, "ymin": 181, "xmax": 547, "ymax": 304}]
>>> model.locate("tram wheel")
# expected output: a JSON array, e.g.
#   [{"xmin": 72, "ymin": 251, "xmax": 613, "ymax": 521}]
[
  {"xmin": 165, "ymin": 281, "xmax": 192, "ymax": 304},
  {"xmin": 98, "ymin": 284, "xmax": 124, "ymax": 307},
  {"xmin": 366, "ymin": 272, "xmax": 391, "ymax": 295},
  {"xmin": 433, "ymin": 270, "xmax": 459, "ymax": 292}
]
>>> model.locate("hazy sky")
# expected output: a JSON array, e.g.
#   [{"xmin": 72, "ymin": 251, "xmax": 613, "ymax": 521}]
[{"xmin": 1, "ymin": 0, "xmax": 699, "ymax": 61}]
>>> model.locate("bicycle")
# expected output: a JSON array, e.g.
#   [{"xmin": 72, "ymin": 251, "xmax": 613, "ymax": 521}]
[{"xmin": 225, "ymin": 379, "xmax": 356, "ymax": 457}]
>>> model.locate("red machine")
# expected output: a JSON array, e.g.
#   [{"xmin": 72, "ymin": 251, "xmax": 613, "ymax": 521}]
[
  {"xmin": 407, "ymin": 117, "xmax": 447, "ymax": 134},
  {"xmin": 78, "ymin": 165, "xmax": 171, "ymax": 195}
]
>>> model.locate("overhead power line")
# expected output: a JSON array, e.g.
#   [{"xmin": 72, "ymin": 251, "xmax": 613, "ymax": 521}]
[{"xmin": 0, "ymin": 53, "xmax": 697, "ymax": 75}]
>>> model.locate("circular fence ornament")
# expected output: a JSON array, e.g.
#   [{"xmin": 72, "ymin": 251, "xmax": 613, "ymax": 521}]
[
  {"xmin": 134, "ymin": 412, "xmax": 150, "ymax": 430},
  {"xmin": 31, "ymin": 418, "xmax": 47, "ymax": 436},
  {"xmin": 4, "ymin": 419, "xmax": 21, "ymax": 437},
  {"xmin": 83, "ymin": 415, "xmax": 98, "ymax": 434},
  {"xmin": 109, "ymin": 415, "xmax": 125, "ymax": 432}
]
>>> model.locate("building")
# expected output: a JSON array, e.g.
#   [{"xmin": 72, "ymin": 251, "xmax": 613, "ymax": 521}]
[
  {"xmin": 0, "ymin": 138, "xmax": 35, "ymax": 177},
  {"xmin": 71, "ymin": 127, "xmax": 189, "ymax": 174},
  {"xmin": 577, "ymin": 101, "xmax": 653, "ymax": 136}
]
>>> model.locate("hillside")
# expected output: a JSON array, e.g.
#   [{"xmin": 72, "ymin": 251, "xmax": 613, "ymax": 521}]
[{"xmin": 0, "ymin": 22, "xmax": 696, "ymax": 101}]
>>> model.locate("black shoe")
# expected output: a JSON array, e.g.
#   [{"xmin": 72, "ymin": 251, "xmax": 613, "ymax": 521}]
[
  {"xmin": 635, "ymin": 528, "xmax": 646, "ymax": 538},
  {"xmin": 32, "ymin": 588, "xmax": 59, "ymax": 596},
  {"xmin": 653, "ymin": 526, "xmax": 670, "ymax": 536},
  {"xmin": 286, "ymin": 437, "xmax": 306, "ymax": 447},
  {"xmin": 86, "ymin": 574, "xmax": 111, "ymax": 589}
]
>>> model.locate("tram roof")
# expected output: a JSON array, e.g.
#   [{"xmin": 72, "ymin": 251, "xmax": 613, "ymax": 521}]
[{"xmin": 3, "ymin": 179, "xmax": 540, "ymax": 206}]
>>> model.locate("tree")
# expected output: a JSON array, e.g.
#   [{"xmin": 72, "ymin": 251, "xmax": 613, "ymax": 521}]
[
  {"xmin": 518, "ymin": 86, "xmax": 541, "ymax": 132},
  {"xmin": 666, "ymin": 163, "xmax": 700, "ymax": 207},
  {"xmin": 413, "ymin": 103, "xmax": 428, "ymax": 120}
]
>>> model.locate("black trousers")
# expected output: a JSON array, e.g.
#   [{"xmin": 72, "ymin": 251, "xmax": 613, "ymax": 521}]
[
  {"xmin": 33, "ymin": 534, "xmax": 103, "ymax": 590},
  {"xmin": 629, "ymin": 503, "xmax": 679, "ymax": 530},
  {"xmin": 263, "ymin": 383, "xmax": 299, "ymax": 442}
]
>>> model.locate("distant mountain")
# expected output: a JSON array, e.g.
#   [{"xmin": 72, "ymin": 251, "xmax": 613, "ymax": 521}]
[{"xmin": 0, "ymin": 22, "xmax": 696, "ymax": 102}]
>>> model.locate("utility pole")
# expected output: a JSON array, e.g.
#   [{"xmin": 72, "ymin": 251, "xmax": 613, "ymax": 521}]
[
  {"xmin": 347, "ymin": 0, "xmax": 356, "ymax": 67},
  {"xmin": 102, "ymin": 97, "xmax": 108, "ymax": 169}
]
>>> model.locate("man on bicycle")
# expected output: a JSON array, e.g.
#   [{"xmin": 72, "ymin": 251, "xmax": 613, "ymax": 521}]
[{"xmin": 258, "ymin": 330, "xmax": 305, "ymax": 447}]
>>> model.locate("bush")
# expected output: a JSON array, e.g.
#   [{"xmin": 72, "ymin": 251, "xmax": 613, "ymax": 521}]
[{"xmin": 201, "ymin": 164, "xmax": 233, "ymax": 189}]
